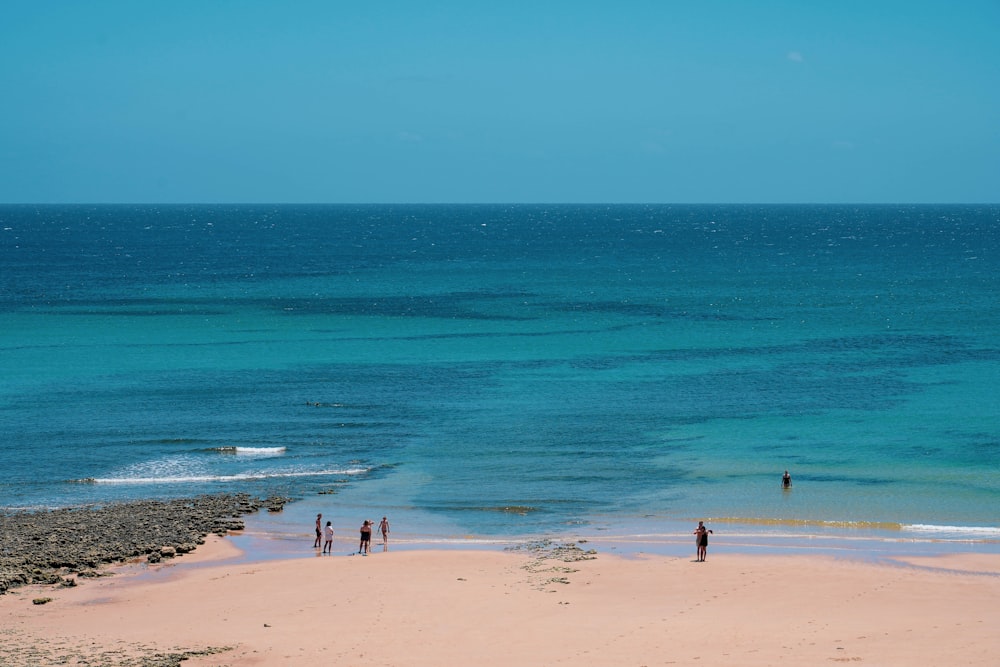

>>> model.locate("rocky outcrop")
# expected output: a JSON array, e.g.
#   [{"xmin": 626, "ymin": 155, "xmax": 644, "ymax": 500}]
[{"xmin": 0, "ymin": 493, "xmax": 286, "ymax": 594}]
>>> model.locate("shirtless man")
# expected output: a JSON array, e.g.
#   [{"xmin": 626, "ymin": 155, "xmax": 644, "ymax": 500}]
[
  {"xmin": 359, "ymin": 520, "xmax": 372, "ymax": 555},
  {"xmin": 693, "ymin": 521, "xmax": 713, "ymax": 562},
  {"xmin": 313, "ymin": 513, "xmax": 322, "ymax": 548}
]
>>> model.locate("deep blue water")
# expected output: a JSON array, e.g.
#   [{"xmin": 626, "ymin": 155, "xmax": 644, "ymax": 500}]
[{"xmin": 2, "ymin": 204, "xmax": 998, "ymax": 545}]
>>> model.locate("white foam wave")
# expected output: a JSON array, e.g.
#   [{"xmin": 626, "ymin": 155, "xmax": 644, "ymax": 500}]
[
  {"xmin": 903, "ymin": 524, "xmax": 1000, "ymax": 536},
  {"xmin": 214, "ymin": 446, "xmax": 287, "ymax": 456},
  {"xmin": 79, "ymin": 467, "xmax": 369, "ymax": 485}
]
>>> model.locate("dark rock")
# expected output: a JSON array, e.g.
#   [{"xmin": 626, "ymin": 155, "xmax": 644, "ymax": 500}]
[
  {"xmin": 264, "ymin": 495, "xmax": 291, "ymax": 512},
  {"xmin": 0, "ymin": 493, "xmax": 282, "ymax": 595}
]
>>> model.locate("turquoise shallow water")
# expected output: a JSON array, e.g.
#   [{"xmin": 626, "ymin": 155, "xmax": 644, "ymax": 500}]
[{"xmin": 1, "ymin": 204, "xmax": 998, "ymax": 550}]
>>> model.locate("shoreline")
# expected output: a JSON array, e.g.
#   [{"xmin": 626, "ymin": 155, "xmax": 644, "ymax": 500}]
[
  {"xmin": 2, "ymin": 530, "xmax": 997, "ymax": 666},
  {"xmin": 229, "ymin": 502, "xmax": 1000, "ymax": 565},
  {"xmin": 4, "ymin": 492, "xmax": 998, "ymax": 596},
  {"xmin": 3, "ymin": 494, "xmax": 999, "ymax": 666}
]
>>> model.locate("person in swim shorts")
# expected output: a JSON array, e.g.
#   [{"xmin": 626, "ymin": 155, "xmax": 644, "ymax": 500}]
[
  {"xmin": 693, "ymin": 521, "xmax": 713, "ymax": 562},
  {"xmin": 359, "ymin": 520, "xmax": 372, "ymax": 554}
]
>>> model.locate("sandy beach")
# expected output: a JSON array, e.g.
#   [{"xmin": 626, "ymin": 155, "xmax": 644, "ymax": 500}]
[{"xmin": 2, "ymin": 533, "xmax": 998, "ymax": 667}]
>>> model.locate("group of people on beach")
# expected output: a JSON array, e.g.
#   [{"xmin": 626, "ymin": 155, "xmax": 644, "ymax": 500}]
[
  {"xmin": 314, "ymin": 513, "xmax": 390, "ymax": 556},
  {"xmin": 313, "ymin": 470, "xmax": 793, "ymax": 562}
]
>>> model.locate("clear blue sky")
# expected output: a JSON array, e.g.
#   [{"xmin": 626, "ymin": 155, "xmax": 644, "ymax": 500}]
[{"xmin": 2, "ymin": 1, "xmax": 997, "ymax": 203}]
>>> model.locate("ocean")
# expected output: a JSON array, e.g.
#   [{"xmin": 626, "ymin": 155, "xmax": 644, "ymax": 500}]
[{"xmin": 2, "ymin": 204, "xmax": 998, "ymax": 551}]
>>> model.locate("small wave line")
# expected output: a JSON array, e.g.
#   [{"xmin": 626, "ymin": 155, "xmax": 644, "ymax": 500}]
[{"xmin": 70, "ymin": 467, "xmax": 368, "ymax": 485}]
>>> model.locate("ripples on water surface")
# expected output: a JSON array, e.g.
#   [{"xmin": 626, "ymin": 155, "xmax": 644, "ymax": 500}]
[{"xmin": 1, "ymin": 205, "xmax": 997, "ymax": 548}]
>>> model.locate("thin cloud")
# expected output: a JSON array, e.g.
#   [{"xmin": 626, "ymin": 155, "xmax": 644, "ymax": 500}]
[{"xmin": 787, "ymin": 51, "xmax": 804, "ymax": 63}]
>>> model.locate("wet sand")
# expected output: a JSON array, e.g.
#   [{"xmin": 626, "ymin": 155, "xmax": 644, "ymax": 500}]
[{"xmin": 2, "ymin": 532, "xmax": 997, "ymax": 666}]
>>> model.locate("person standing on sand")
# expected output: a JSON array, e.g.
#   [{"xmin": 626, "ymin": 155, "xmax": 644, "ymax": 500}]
[
  {"xmin": 379, "ymin": 516, "xmax": 390, "ymax": 551},
  {"xmin": 359, "ymin": 520, "xmax": 372, "ymax": 555},
  {"xmin": 782, "ymin": 470, "xmax": 792, "ymax": 488},
  {"xmin": 693, "ymin": 521, "xmax": 713, "ymax": 562},
  {"xmin": 314, "ymin": 513, "xmax": 322, "ymax": 548},
  {"xmin": 322, "ymin": 521, "xmax": 335, "ymax": 554}
]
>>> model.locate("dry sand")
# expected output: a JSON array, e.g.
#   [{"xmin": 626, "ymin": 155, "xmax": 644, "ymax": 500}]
[{"xmin": 2, "ymin": 535, "xmax": 997, "ymax": 666}]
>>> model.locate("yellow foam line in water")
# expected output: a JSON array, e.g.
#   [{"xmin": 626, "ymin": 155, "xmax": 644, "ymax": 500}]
[{"xmin": 707, "ymin": 517, "xmax": 904, "ymax": 531}]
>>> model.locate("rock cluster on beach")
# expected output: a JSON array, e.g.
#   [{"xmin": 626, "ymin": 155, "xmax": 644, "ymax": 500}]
[
  {"xmin": 0, "ymin": 493, "xmax": 287, "ymax": 595},
  {"xmin": 507, "ymin": 538, "xmax": 598, "ymax": 591}
]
